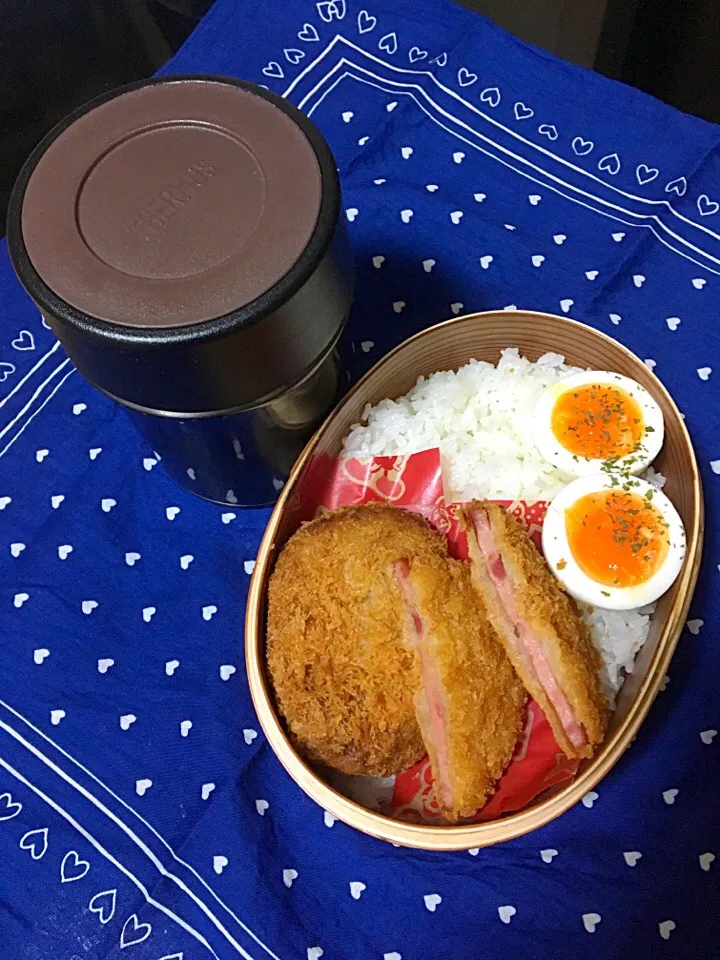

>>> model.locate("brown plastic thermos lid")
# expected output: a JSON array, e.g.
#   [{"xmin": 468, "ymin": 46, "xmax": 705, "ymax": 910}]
[{"xmin": 7, "ymin": 75, "xmax": 354, "ymax": 415}]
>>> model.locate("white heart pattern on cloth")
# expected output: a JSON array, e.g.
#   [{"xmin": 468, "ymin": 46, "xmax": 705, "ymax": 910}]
[
  {"xmin": 633, "ymin": 274, "xmax": 646, "ymax": 288},
  {"xmin": 202, "ymin": 605, "xmax": 218, "ymax": 621},
  {"xmin": 0, "ymin": 792, "xmax": 22, "ymax": 821},
  {"xmin": 0, "ymin": 362, "xmax": 16, "ymax": 383},
  {"xmin": 400, "ymin": 209, "xmax": 413, "ymax": 223},
  {"xmin": 528, "ymin": 194, "xmax": 541, "ymax": 205},
  {"xmin": 532, "ymin": 255, "xmax": 545, "ymax": 267},
  {"xmin": 298, "ymin": 22, "xmax": 319, "ymax": 41},
  {"xmin": 346, "ymin": 208, "xmax": 359, "ymax": 222},
  {"xmin": 166, "ymin": 506, "xmax": 180, "ymax": 520},
  {"xmin": 426, "ymin": 184, "xmax": 439, "ymax": 192},
  {"xmin": 358, "ymin": 137, "xmax": 369, "ymax": 146},
  {"xmin": 612, "ymin": 232, "xmax": 625, "ymax": 241},
  {"xmin": 480, "ymin": 255, "xmax": 493, "ymax": 269},
  {"xmin": 20, "ymin": 827, "xmax": 48, "ymax": 860},
  {"xmin": 553, "ymin": 234, "xmax": 566, "ymax": 245},
  {"xmin": 663, "ymin": 788, "xmax": 679, "ymax": 804},
  {"xmin": 180, "ymin": 554, "xmax": 194, "ymax": 570},
  {"xmin": 349, "ymin": 881, "xmax": 366, "ymax": 900},
  {"xmin": 34, "ymin": 649, "xmax": 50, "ymax": 665},
  {"xmin": 480, "ymin": 86, "xmax": 501, "ymax": 108},
  {"xmin": 700, "ymin": 729, "xmax": 717, "ymax": 744},
  {"xmin": 120, "ymin": 914, "xmax": 152, "ymax": 948},
  {"xmin": 10, "ymin": 543, "xmax": 25, "ymax": 557},
  {"xmin": 401, "ymin": 146, "xmax": 413, "ymax": 159},
  {"xmin": 14, "ymin": 593, "xmax": 29, "ymax": 608},
  {"xmin": 378, "ymin": 32, "xmax": 397, "ymax": 55},
  {"xmin": 166, "ymin": 659, "xmax": 179, "ymax": 676},
  {"xmin": 323, "ymin": 811, "xmax": 336, "ymax": 827},
  {"xmin": 180, "ymin": 720, "xmax": 192, "ymax": 738},
  {"xmin": 142, "ymin": 456, "xmax": 157, "ymax": 471},
  {"xmin": 698, "ymin": 367, "xmax": 712, "ymax": 380},
  {"xmin": 514, "ymin": 102, "xmax": 534, "ymax": 120},
  {"xmin": 61, "ymin": 850, "xmax": 90, "ymax": 883},
  {"xmin": 373, "ymin": 178, "xmax": 386, "ymax": 185},
  {"xmin": 636, "ymin": 164, "xmax": 659, "ymax": 185},
  {"xmin": 431, "ymin": 52, "xmax": 448, "ymax": 67},
  {"xmin": 58, "ymin": 544, "xmax": 72, "ymax": 560},
  {"xmin": 101, "ymin": 498, "xmax": 116, "ymax": 512},
  {"xmin": 142, "ymin": 607, "xmax": 156, "ymax": 623},
  {"xmin": 666, "ymin": 317, "xmax": 681, "ymax": 331},
  {"xmin": 422, "ymin": 259, "xmax": 435, "ymax": 273},
  {"xmin": 538, "ymin": 124, "xmax": 558, "ymax": 140},
  {"xmin": 571, "ymin": 137, "xmax": 594, "ymax": 156},
  {"xmin": 136, "ymin": 779, "xmax": 152, "ymax": 797},
  {"xmin": 583, "ymin": 913, "xmax": 601, "ymax": 933},
  {"xmin": 360, "ymin": 341, "xmax": 374, "ymax": 353},
  {"xmin": 220, "ymin": 664, "xmax": 236, "ymax": 680},
  {"xmin": 372, "ymin": 255, "xmax": 385, "ymax": 268},
  {"xmin": 665, "ymin": 176, "xmax": 687, "ymax": 196},
  {"xmin": 307, "ymin": 949, "xmax": 323, "ymax": 960},
  {"xmin": 450, "ymin": 211, "xmax": 463, "ymax": 224},
  {"xmin": 687, "ymin": 619, "xmax": 704, "ymax": 635},
  {"xmin": 244, "ymin": 560, "xmax": 256, "ymax": 575},
  {"xmin": 699, "ymin": 852, "xmax": 715, "ymax": 871},
  {"xmin": 88, "ymin": 888, "xmax": 117, "ymax": 925},
  {"xmin": 474, "ymin": 192, "xmax": 486, "ymax": 202},
  {"xmin": 36, "ymin": 449, "xmax": 49, "ymax": 463},
  {"xmin": 424, "ymin": 894, "xmax": 442, "ymax": 912},
  {"xmin": 408, "ymin": 46, "xmax": 427, "ymax": 63},
  {"xmin": 540, "ymin": 849, "xmax": 558, "ymax": 863},
  {"xmin": 609, "ymin": 314, "xmax": 622, "ymax": 325},
  {"xmin": 120, "ymin": 714, "xmax": 136, "ymax": 731},
  {"xmin": 582, "ymin": 790, "xmax": 599, "ymax": 808},
  {"xmin": 560, "ymin": 299, "xmax": 574, "ymax": 314},
  {"xmin": 11, "ymin": 330, "xmax": 35, "ymax": 351},
  {"xmin": 284, "ymin": 48, "xmax": 304, "ymax": 65},
  {"xmin": 623, "ymin": 851, "xmax": 642, "ymax": 867},
  {"xmin": 450, "ymin": 302, "xmax": 464, "ymax": 315},
  {"xmin": 697, "ymin": 194, "xmax": 719, "ymax": 216},
  {"xmin": 283, "ymin": 869, "xmax": 298, "ymax": 888},
  {"xmin": 498, "ymin": 905, "xmax": 516, "ymax": 924},
  {"xmin": 213, "ymin": 855, "xmax": 228, "ymax": 875},
  {"xmin": 243, "ymin": 728, "xmax": 258, "ymax": 745},
  {"xmin": 692, "ymin": 277, "xmax": 707, "ymax": 289},
  {"xmin": 255, "ymin": 799, "xmax": 269, "ymax": 816},
  {"xmin": 393, "ymin": 301, "xmax": 406, "ymax": 313},
  {"xmin": 357, "ymin": 10, "xmax": 376, "ymax": 34},
  {"xmin": 0, "ymin": 496, "xmax": 12, "ymax": 509},
  {"xmin": 386, "ymin": 101, "xmax": 398, "ymax": 112},
  {"xmin": 262, "ymin": 62, "xmax": 284, "ymax": 80},
  {"xmin": 453, "ymin": 151, "xmax": 465, "ymax": 164},
  {"xmin": 644, "ymin": 358, "xmax": 657, "ymax": 371},
  {"xmin": 72, "ymin": 402, "xmax": 87, "ymax": 415},
  {"xmin": 82, "ymin": 600, "xmax": 98, "ymax": 615},
  {"xmin": 658, "ymin": 921, "xmax": 676, "ymax": 940},
  {"xmin": 598, "ymin": 152, "xmax": 621, "ymax": 175},
  {"xmin": 586, "ymin": 270, "xmax": 599, "ymax": 280},
  {"xmin": 50, "ymin": 709, "xmax": 65, "ymax": 725},
  {"xmin": 201, "ymin": 782, "xmax": 215, "ymax": 800},
  {"xmin": 467, "ymin": 848, "xmax": 479, "ymax": 857},
  {"xmin": 457, "ymin": 67, "xmax": 477, "ymax": 87},
  {"xmin": 221, "ymin": 512, "xmax": 236, "ymax": 524}
]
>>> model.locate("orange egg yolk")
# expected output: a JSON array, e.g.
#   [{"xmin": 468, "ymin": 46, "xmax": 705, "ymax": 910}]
[
  {"xmin": 551, "ymin": 383, "xmax": 644, "ymax": 459},
  {"xmin": 565, "ymin": 489, "xmax": 669, "ymax": 588}
]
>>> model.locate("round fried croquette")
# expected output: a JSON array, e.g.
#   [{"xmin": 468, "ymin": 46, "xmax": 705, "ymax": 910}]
[{"xmin": 266, "ymin": 502, "xmax": 448, "ymax": 776}]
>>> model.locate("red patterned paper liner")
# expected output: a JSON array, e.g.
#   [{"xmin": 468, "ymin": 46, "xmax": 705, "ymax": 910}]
[{"xmin": 294, "ymin": 449, "xmax": 579, "ymax": 824}]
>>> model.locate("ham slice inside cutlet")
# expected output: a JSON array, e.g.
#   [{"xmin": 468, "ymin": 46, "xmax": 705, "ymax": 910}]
[
  {"xmin": 470, "ymin": 508, "xmax": 588, "ymax": 753},
  {"xmin": 394, "ymin": 558, "xmax": 453, "ymax": 811}
]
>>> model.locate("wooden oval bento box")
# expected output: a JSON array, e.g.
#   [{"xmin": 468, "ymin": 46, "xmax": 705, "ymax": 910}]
[{"xmin": 245, "ymin": 310, "xmax": 703, "ymax": 850}]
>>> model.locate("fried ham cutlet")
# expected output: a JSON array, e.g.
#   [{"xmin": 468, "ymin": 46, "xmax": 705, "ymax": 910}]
[
  {"xmin": 395, "ymin": 554, "xmax": 526, "ymax": 822},
  {"xmin": 461, "ymin": 501, "xmax": 609, "ymax": 760},
  {"xmin": 266, "ymin": 503, "xmax": 448, "ymax": 777}
]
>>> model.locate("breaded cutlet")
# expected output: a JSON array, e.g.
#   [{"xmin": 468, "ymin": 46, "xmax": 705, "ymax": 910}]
[
  {"xmin": 266, "ymin": 502, "xmax": 448, "ymax": 777},
  {"xmin": 461, "ymin": 501, "xmax": 609, "ymax": 760},
  {"xmin": 396, "ymin": 554, "xmax": 526, "ymax": 822}
]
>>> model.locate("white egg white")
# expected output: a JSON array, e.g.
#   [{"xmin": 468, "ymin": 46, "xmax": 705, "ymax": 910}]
[
  {"xmin": 542, "ymin": 474, "xmax": 686, "ymax": 611},
  {"xmin": 532, "ymin": 371, "xmax": 664, "ymax": 478}
]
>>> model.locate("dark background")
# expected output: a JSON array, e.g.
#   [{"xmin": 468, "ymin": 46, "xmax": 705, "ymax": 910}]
[{"xmin": 1, "ymin": 0, "xmax": 719, "ymax": 236}]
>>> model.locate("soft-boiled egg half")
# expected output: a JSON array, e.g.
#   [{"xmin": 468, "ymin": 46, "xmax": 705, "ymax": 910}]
[
  {"xmin": 542, "ymin": 474, "xmax": 686, "ymax": 610},
  {"xmin": 533, "ymin": 371, "xmax": 664, "ymax": 477}
]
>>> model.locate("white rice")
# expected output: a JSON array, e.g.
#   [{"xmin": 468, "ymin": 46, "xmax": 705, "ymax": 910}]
[{"xmin": 342, "ymin": 348, "xmax": 662, "ymax": 701}]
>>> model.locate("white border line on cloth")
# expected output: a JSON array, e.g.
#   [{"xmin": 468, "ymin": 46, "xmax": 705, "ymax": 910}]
[
  {"xmin": 281, "ymin": 36, "xmax": 720, "ymax": 273},
  {"xmin": 0, "ymin": 340, "xmax": 62, "ymax": 410},
  {"xmin": 0, "ymin": 364, "xmax": 74, "ymax": 458},
  {"xmin": 0, "ymin": 701, "xmax": 281, "ymax": 960}
]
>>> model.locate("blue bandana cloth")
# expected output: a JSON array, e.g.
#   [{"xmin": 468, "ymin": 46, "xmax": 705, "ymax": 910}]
[{"xmin": 1, "ymin": 1, "xmax": 718, "ymax": 957}]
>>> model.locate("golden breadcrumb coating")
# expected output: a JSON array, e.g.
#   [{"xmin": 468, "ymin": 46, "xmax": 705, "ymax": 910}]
[
  {"xmin": 266, "ymin": 503, "xmax": 447, "ymax": 776},
  {"xmin": 401, "ymin": 554, "xmax": 526, "ymax": 821},
  {"xmin": 462, "ymin": 501, "xmax": 609, "ymax": 760}
]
